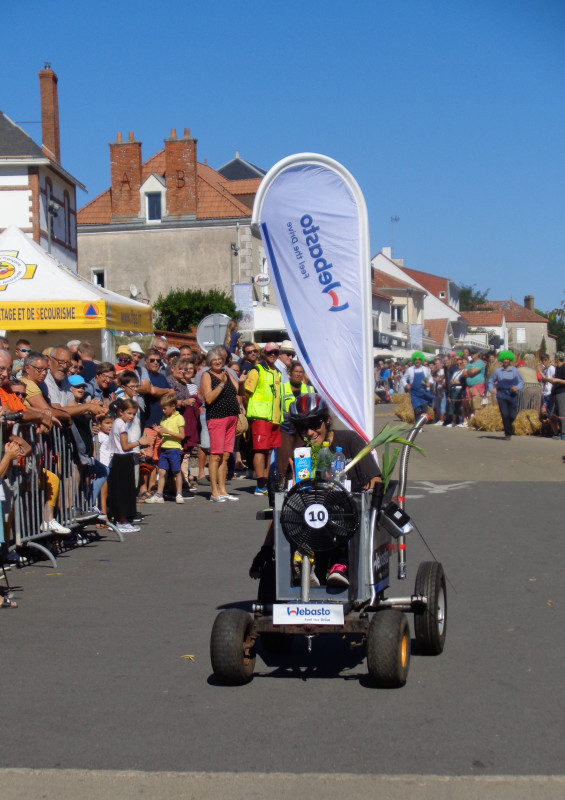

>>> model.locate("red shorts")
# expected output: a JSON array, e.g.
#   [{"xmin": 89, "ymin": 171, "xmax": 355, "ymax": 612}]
[
  {"xmin": 142, "ymin": 427, "xmax": 161, "ymax": 463},
  {"xmin": 207, "ymin": 416, "xmax": 237, "ymax": 455},
  {"xmin": 251, "ymin": 419, "xmax": 281, "ymax": 450}
]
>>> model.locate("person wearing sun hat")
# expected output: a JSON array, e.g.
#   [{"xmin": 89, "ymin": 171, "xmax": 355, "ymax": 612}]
[
  {"xmin": 115, "ymin": 345, "xmax": 133, "ymax": 373},
  {"xmin": 487, "ymin": 351, "xmax": 524, "ymax": 439},
  {"xmin": 402, "ymin": 352, "xmax": 433, "ymax": 421}
]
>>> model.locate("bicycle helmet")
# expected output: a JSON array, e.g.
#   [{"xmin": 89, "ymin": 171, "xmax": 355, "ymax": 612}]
[{"xmin": 287, "ymin": 394, "xmax": 329, "ymax": 423}]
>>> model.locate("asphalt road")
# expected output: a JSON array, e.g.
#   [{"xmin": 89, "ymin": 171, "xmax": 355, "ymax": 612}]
[{"xmin": 1, "ymin": 415, "xmax": 564, "ymax": 795}]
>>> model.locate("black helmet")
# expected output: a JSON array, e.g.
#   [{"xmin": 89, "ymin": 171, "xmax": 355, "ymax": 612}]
[{"xmin": 287, "ymin": 394, "xmax": 329, "ymax": 423}]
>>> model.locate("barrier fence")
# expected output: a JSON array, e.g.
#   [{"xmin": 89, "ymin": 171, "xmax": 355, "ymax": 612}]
[{"xmin": 1, "ymin": 419, "xmax": 122, "ymax": 571}]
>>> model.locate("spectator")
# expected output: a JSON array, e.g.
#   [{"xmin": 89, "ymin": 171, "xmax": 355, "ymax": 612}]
[
  {"xmin": 107, "ymin": 399, "xmax": 148, "ymax": 532},
  {"xmin": 0, "ymin": 336, "xmax": 11, "ymax": 351},
  {"xmin": 12, "ymin": 339, "xmax": 31, "ymax": 377},
  {"xmin": 540, "ymin": 354, "xmax": 556, "ymax": 416},
  {"xmin": 275, "ymin": 340, "xmax": 295, "ymax": 383},
  {"xmin": 462, "ymin": 349, "xmax": 486, "ymax": 422},
  {"xmin": 548, "ymin": 352, "xmax": 565, "ymax": 439},
  {"xmin": 95, "ymin": 414, "xmax": 114, "ymax": 520},
  {"xmin": 179, "ymin": 345, "xmax": 195, "ymax": 363},
  {"xmin": 88, "ymin": 362, "xmax": 117, "ymax": 407},
  {"xmin": 21, "ymin": 352, "xmax": 70, "ymax": 425},
  {"xmin": 243, "ymin": 342, "xmax": 282, "ymax": 496},
  {"xmin": 44, "ymin": 346, "xmax": 104, "ymax": 420},
  {"xmin": 67, "ymin": 339, "xmax": 81, "ymax": 354},
  {"xmin": 138, "ymin": 348, "xmax": 171, "ymax": 500},
  {"xmin": 488, "ymin": 351, "xmax": 524, "ymax": 440},
  {"xmin": 70, "ymin": 352, "xmax": 83, "ymax": 375},
  {"xmin": 116, "ymin": 370, "xmax": 146, "ymax": 488},
  {"xmin": 115, "ymin": 345, "xmax": 133, "ymax": 372},
  {"xmin": 128, "ymin": 342, "xmax": 144, "ymax": 373},
  {"xmin": 146, "ymin": 393, "xmax": 187, "ymax": 504},
  {"xmin": 77, "ymin": 341, "xmax": 98, "ymax": 383},
  {"xmin": 0, "ymin": 352, "xmax": 56, "ymax": 431},
  {"xmin": 224, "ymin": 319, "xmax": 241, "ymax": 357},
  {"xmin": 200, "ymin": 348, "xmax": 240, "ymax": 502}
]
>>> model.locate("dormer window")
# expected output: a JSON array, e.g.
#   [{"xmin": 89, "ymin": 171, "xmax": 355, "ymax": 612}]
[
  {"xmin": 439, "ymin": 291, "xmax": 446, "ymax": 299},
  {"xmin": 146, "ymin": 192, "xmax": 162, "ymax": 221}
]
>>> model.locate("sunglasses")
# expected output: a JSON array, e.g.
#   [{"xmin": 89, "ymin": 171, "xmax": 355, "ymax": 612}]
[
  {"xmin": 13, "ymin": 391, "xmax": 27, "ymax": 398},
  {"xmin": 30, "ymin": 364, "xmax": 48, "ymax": 372},
  {"xmin": 265, "ymin": 350, "xmax": 279, "ymax": 356},
  {"xmin": 18, "ymin": 348, "xmax": 31, "ymax": 354},
  {"xmin": 117, "ymin": 356, "xmax": 131, "ymax": 362},
  {"xmin": 295, "ymin": 417, "xmax": 325, "ymax": 434},
  {"xmin": 147, "ymin": 358, "xmax": 161, "ymax": 363}
]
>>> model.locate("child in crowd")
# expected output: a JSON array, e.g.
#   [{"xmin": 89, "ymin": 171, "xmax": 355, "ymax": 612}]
[
  {"xmin": 107, "ymin": 399, "xmax": 149, "ymax": 532},
  {"xmin": 95, "ymin": 414, "xmax": 114, "ymax": 521},
  {"xmin": 146, "ymin": 393, "xmax": 187, "ymax": 504},
  {"xmin": 116, "ymin": 370, "xmax": 146, "ymax": 489}
]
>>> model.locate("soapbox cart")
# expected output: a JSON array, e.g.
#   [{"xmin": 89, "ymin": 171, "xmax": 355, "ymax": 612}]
[{"xmin": 210, "ymin": 418, "xmax": 446, "ymax": 687}]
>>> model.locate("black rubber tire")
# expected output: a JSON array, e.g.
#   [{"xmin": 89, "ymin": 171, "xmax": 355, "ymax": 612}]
[
  {"xmin": 366, "ymin": 610, "xmax": 411, "ymax": 688},
  {"xmin": 210, "ymin": 609, "xmax": 256, "ymax": 685},
  {"xmin": 260, "ymin": 632, "xmax": 294, "ymax": 654},
  {"xmin": 414, "ymin": 561, "xmax": 447, "ymax": 655}
]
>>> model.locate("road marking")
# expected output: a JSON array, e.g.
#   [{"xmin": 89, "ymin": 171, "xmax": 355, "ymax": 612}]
[{"xmin": 405, "ymin": 480, "xmax": 475, "ymax": 499}]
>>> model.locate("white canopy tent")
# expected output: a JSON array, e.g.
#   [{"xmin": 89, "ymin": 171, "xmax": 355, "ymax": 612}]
[{"xmin": 0, "ymin": 226, "xmax": 153, "ymax": 359}]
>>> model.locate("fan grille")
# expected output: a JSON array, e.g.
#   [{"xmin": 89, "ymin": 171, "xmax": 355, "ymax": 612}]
[{"xmin": 280, "ymin": 479, "xmax": 360, "ymax": 554}]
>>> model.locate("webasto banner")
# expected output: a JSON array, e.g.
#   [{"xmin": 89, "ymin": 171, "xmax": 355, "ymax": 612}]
[{"xmin": 252, "ymin": 154, "xmax": 373, "ymax": 442}]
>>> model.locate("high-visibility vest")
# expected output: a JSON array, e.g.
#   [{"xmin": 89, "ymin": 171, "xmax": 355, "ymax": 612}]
[
  {"xmin": 246, "ymin": 364, "xmax": 281, "ymax": 421},
  {"xmin": 280, "ymin": 381, "xmax": 315, "ymax": 422}
]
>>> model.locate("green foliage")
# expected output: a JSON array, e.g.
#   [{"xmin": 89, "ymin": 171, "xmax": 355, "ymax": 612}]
[
  {"xmin": 153, "ymin": 288, "xmax": 238, "ymax": 333},
  {"xmin": 458, "ymin": 283, "xmax": 491, "ymax": 311},
  {"xmin": 342, "ymin": 423, "xmax": 424, "ymax": 492},
  {"xmin": 536, "ymin": 304, "xmax": 565, "ymax": 351}
]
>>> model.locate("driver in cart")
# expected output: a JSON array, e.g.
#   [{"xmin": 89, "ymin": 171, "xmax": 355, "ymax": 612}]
[{"xmin": 249, "ymin": 394, "xmax": 382, "ymax": 588}]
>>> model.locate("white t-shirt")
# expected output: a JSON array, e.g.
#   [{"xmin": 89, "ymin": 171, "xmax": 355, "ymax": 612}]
[
  {"xmin": 98, "ymin": 431, "xmax": 113, "ymax": 467},
  {"xmin": 108, "ymin": 417, "xmax": 129, "ymax": 456}
]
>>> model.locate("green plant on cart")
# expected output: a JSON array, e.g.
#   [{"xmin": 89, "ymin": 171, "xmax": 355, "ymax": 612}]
[{"xmin": 342, "ymin": 423, "xmax": 424, "ymax": 492}]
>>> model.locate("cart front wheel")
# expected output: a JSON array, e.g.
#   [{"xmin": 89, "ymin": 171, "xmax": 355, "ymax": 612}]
[
  {"xmin": 210, "ymin": 609, "xmax": 256, "ymax": 685},
  {"xmin": 366, "ymin": 610, "xmax": 410, "ymax": 688},
  {"xmin": 414, "ymin": 561, "xmax": 447, "ymax": 655}
]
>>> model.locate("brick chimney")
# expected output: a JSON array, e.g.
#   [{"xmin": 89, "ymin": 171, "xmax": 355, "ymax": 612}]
[
  {"xmin": 524, "ymin": 294, "xmax": 535, "ymax": 311},
  {"xmin": 164, "ymin": 128, "xmax": 197, "ymax": 219},
  {"xmin": 110, "ymin": 131, "xmax": 142, "ymax": 219},
  {"xmin": 39, "ymin": 63, "xmax": 61, "ymax": 162}
]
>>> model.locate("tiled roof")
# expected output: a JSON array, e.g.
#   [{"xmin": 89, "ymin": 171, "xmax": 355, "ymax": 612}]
[
  {"xmin": 372, "ymin": 288, "xmax": 392, "ymax": 302},
  {"xmin": 402, "ymin": 267, "xmax": 449, "ymax": 299},
  {"xmin": 0, "ymin": 111, "xmax": 45, "ymax": 158},
  {"xmin": 425, "ymin": 318, "xmax": 449, "ymax": 346},
  {"xmin": 216, "ymin": 154, "xmax": 266, "ymax": 180},
  {"xmin": 77, "ymin": 157, "xmax": 254, "ymax": 225},
  {"xmin": 462, "ymin": 300, "xmax": 547, "ymax": 326},
  {"xmin": 372, "ymin": 268, "xmax": 426, "ymax": 292}
]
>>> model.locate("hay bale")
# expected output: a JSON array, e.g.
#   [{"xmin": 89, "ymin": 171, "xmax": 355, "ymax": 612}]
[
  {"xmin": 513, "ymin": 409, "xmax": 542, "ymax": 436},
  {"xmin": 391, "ymin": 393, "xmax": 409, "ymax": 405},
  {"xmin": 470, "ymin": 405, "xmax": 503, "ymax": 431},
  {"xmin": 394, "ymin": 404, "xmax": 434, "ymax": 424}
]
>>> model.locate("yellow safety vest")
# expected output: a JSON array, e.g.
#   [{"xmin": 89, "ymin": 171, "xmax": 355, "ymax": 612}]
[
  {"xmin": 280, "ymin": 381, "xmax": 315, "ymax": 422},
  {"xmin": 246, "ymin": 364, "xmax": 281, "ymax": 422}
]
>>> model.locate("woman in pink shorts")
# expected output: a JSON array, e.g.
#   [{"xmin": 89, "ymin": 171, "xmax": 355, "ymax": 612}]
[{"xmin": 200, "ymin": 348, "xmax": 241, "ymax": 503}]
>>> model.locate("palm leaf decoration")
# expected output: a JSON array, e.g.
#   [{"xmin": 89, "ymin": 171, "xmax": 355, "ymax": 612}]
[{"xmin": 340, "ymin": 423, "xmax": 425, "ymax": 491}]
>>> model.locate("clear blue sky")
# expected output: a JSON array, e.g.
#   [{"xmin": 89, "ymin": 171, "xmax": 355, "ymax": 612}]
[{"xmin": 4, "ymin": 0, "xmax": 564, "ymax": 314}]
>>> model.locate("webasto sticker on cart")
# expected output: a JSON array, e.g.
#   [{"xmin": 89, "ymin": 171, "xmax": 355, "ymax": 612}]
[{"xmin": 273, "ymin": 604, "xmax": 344, "ymax": 625}]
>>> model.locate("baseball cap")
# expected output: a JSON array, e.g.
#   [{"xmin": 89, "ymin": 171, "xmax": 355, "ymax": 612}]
[
  {"xmin": 166, "ymin": 346, "xmax": 181, "ymax": 358},
  {"xmin": 263, "ymin": 342, "xmax": 280, "ymax": 353},
  {"xmin": 68, "ymin": 375, "xmax": 87, "ymax": 387}
]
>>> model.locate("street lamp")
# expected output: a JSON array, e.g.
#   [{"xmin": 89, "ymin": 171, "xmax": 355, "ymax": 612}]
[{"xmin": 230, "ymin": 242, "xmax": 239, "ymax": 302}]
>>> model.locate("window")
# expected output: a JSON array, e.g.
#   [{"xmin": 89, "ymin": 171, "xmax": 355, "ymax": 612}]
[
  {"xmin": 391, "ymin": 305, "xmax": 405, "ymax": 323},
  {"xmin": 146, "ymin": 192, "xmax": 162, "ymax": 221},
  {"xmin": 439, "ymin": 291, "xmax": 446, "ymax": 299},
  {"xmin": 516, "ymin": 327, "xmax": 526, "ymax": 344},
  {"xmin": 91, "ymin": 268, "xmax": 106, "ymax": 288}
]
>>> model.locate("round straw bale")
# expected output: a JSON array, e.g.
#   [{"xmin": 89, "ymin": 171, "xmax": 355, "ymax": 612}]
[
  {"xmin": 513, "ymin": 409, "xmax": 542, "ymax": 436},
  {"xmin": 469, "ymin": 405, "xmax": 503, "ymax": 431}
]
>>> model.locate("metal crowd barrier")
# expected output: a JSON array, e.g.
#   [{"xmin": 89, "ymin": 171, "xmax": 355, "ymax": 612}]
[{"xmin": 2, "ymin": 420, "xmax": 123, "ymax": 570}]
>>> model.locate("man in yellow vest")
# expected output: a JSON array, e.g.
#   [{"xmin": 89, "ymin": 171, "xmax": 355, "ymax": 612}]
[
  {"xmin": 243, "ymin": 343, "xmax": 282, "ymax": 496},
  {"xmin": 277, "ymin": 361, "xmax": 315, "ymax": 476}
]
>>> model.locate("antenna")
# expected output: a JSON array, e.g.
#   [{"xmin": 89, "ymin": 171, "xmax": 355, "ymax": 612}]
[{"xmin": 390, "ymin": 215, "xmax": 400, "ymax": 258}]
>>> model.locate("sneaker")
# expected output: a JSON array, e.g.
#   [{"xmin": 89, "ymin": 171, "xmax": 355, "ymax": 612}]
[
  {"xmin": 327, "ymin": 563, "xmax": 349, "ymax": 587},
  {"xmin": 254, "ymin": 487, "xmax": 268, "ymax": 496},
  {"xmin": 457, "ymin": 421, "xmax": 469, "ymax": 428},
  {"xmin": 48, "ymin": 519, "xmax": 72, "ymax": 535},
  {"xmin": 128, "ymin": 516, "xmax": 143, "ymax": 523},
  {"xmin": 210, "ymin": 495, "xmax": 226, "ymax": 503},
  {"xmin": 175, "ymin": 494, "xmax": 185, "ymax": 504},
  {"xmin": 145, "ymin": 494, "xmax": 164, "ymax": 504},
  {"xmin": 117, "ymin": 523, "xmax": 141, "ymax": 533},
  {"xmin": 219, "ymin": 494, "xmax": 239, "ymax": 502},
  {"xmin": 73, "ymin": 534, "xmax": 88, "ymax": 546}
]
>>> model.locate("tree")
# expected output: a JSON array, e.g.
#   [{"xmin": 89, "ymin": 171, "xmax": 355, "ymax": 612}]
[
  {"xmin": 458, "ymin": 283, "xmax": 491, "ymax": 311},
  {"xmin": 153, "ymin": 288, "xmax": 238, "ymax": 333},
  {"xmin": 536, "ymin": 303, "xmax": 565, "ymax": 351}
]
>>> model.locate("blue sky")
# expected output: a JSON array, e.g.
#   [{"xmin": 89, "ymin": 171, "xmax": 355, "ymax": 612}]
[{"xmin": 4, "ymin": 0, "xmax": 564, "ymax": 314}]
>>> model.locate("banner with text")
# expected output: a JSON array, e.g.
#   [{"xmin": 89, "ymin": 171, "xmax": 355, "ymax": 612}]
[{"xmin": 252, "ymin": 154, "xmax": 373, "ymax": 442}]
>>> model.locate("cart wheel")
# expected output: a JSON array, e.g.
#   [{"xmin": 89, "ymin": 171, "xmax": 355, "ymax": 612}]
[
  {"xmin": 260, "ymin": 632, "xmax": 294, "ymax": 654},
  {"xmin": 414, "ymin": 561, "xmax": 447, "ymax": 655},
  {"xmin": 210, "ymin": 609, "xmax": 256, "ymax": 685},
  {"xmin": 366, "ymin": 610, "xmax": 410, "ymax": 688}
]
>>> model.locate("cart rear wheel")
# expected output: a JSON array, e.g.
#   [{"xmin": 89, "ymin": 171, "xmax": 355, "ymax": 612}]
[
  {"xmin": 210, "ymin": 609, "xmax": 256, "ymax": 685},
  {"xmin": 366, "ymin": 610, "xmax": 410, "ymax": 687},
  {"xmin": 414, "ymin": 561, "xmax": 447, "ymax": 655}
]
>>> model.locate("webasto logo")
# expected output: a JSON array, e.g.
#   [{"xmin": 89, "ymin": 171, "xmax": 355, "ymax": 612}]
[
  {"xmin": 286, "ymin": 606, "xmax": 331, "ymax": 616},
  {"xmin": 300, "ymin": 214, "xmax": 349, "ymax": 312}
]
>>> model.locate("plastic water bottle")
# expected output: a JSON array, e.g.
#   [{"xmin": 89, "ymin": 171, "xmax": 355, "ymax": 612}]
[
  {"xmin": 315, "ymin": 442, "xmax": 333, "ymax": 479},
  {"xmin": 330, "ymin": 446, "xmax": 346, "ymax": 480}
]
